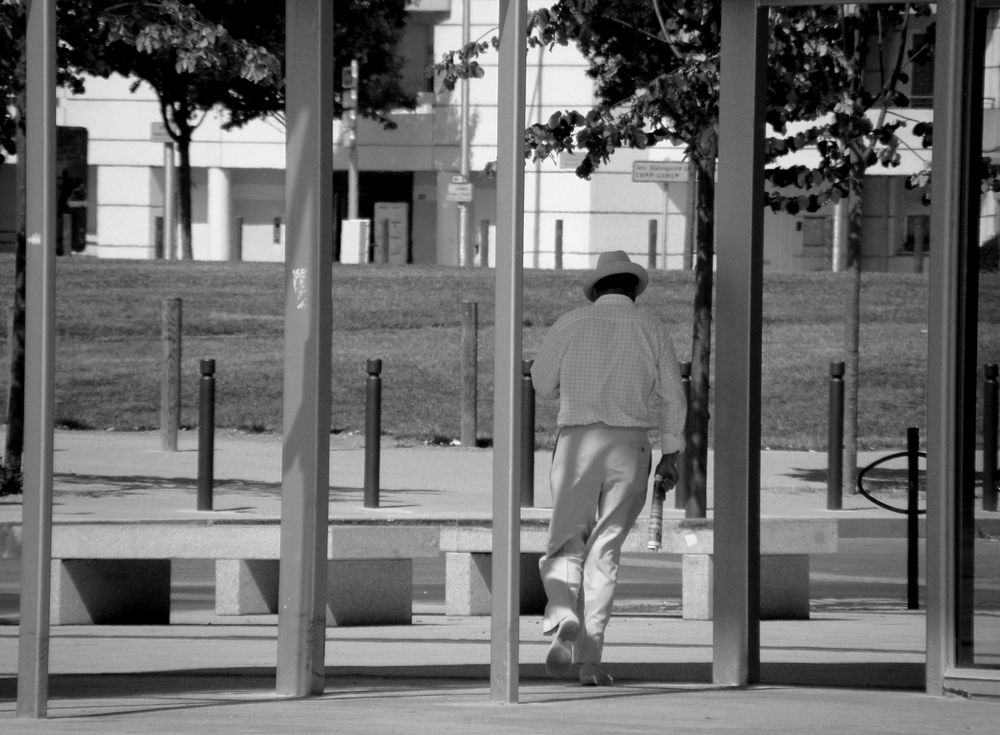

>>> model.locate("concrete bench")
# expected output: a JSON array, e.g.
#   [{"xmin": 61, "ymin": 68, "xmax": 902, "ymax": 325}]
[
  {"xmin": 439, "ymin": 517, "xmax": 838, "ymax": 620},
  {"xmin": 8, "ymin": 520, "xmax": 439, "ymax": 626}
]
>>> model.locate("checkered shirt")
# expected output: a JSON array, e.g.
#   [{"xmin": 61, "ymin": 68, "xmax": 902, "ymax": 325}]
[{"xmin": 530, "ymin": 294, "xmax": 687, "ymax": 454}]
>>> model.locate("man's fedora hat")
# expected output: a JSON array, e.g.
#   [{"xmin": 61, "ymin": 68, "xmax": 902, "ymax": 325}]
[{"xmin": 582, "ymin": 250, "xmax": 649, "ymax": 302}]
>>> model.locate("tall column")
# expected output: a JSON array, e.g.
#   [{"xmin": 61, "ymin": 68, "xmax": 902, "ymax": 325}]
[
  {"xmin": 491, "ymin": 0, "xmax": 526, "ymax": 705},
  {"xmin": 714, "ymin": 0, "xmax": 767, "ymax": 687},
  {"xmin": 208, "ymin": 166, "xmax": 233, "ymax": 261},
  {"xmin": 17, "ymin": 0, "xmax": 57, "ymax": 718},
  {"xmin": 276, "ymin": 0, "xmax": 333, "ymax": 698}
]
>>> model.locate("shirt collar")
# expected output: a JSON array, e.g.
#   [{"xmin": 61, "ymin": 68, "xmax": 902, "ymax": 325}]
[{"xmin": 593, "ymin": 294, "xmax": 635, "ymax": 306}]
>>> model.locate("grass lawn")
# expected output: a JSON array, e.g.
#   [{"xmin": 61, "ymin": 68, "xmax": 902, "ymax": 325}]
[{"xmin": 0, "ymin": 253, "xmax": 997, "ymax": 451}]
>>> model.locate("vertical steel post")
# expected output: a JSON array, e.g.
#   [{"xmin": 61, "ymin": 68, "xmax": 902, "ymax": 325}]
[
  {"xmin": 163, "ymin": 143, "xmax": 176, "ymax": 259},
  {"xmin": 554, "ymin": 219, "xmax": 563, "ymax": 269},
  {"xmin": 648, "ymin": 218, "xmax": 657, "ymax": 270},
  {"xmin": 458, "ymin": 0, "xmax": 473, "ymax": 267},
  {"xmin": 160, "ymin": 298, "xmax": 182, "ymax": 451},
  {"xmin": 675, "ymin": 361, "xmax": 691, "ymax": 510},
  {"xmin": 461, "ymin": 301, "xmax": 478, "ymax": 447},
  {"xmin": 364, "ymin": 358, "xmax": 382, "ymax": 508},
  {"xmin": 197, "ymin": 359, "xmax": 216, "ymax": 511},
  {"xmin": 492, "ymin": 0, "xmax": 526, "ymax": 705},
  {"xmin": 17, "ymin": 0, "xmax": 56, "ymax": 719},
  {"xmin": 714, "ymin": 0, "xmax": 766, "ymax": 687},
  {"xmin": 521, "ymin": 359, "xmax": 535, "ymax": 508},
  {"xmin": 277, "ymin": 0, "xmax": 333, "ymax": 698},
  {"xmin": 828, "ymin": 361, "xmax": 845, "ymax": 511},
  {"xmin": 907, "ymin": 427, "xmax": 920, "ymax": 610},
  {"xmin": 925, "ymin": 0, "xmax": 979, "ymax": 696},
  {"xmin": 479, "ymin": 219, "xmax": 490, "ymax": 267},
  {"xmin": 983, "ymin": 364, "xmax": 998, "ymax": 512}
]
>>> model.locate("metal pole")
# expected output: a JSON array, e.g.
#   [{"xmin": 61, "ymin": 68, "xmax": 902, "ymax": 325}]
[
  {"xmin": 479, "ymin": 219, "xmax": 490, "ymax": 267},
  {"xmin": 160, "ymin": 298, "xmax": 182, "ymax": 451},
  {"xmin": 925, "ymin": 0, "xmax": 982, "ymax": 693},
  {"xmin": 714, "ymin": 0, "xmax": 766, "ymax": 687},
  {"xmin": 276, "ymin": 0, "xmax": 333, "ymax": 697},
  {"xmin": 17, "ymin": 0, "xmax": 56, "ymax": 718},
  {"xmin": 648, "ymin": 218, "xmax": 657, "ymax": 270},
  {"xmin": 347, "ymin": 58, "xmax": 359, "ymax": 221},
  {"xmin": 163, "ymin": 143, "xmax": 176, "ymax": 260},
  {"xmin": 458, "ymin": 0, "xmax": 473, "ymax": 267},
  {"xmin": 461, "ymin": 301, "xmax": 478, "ymax": 447},
  {"xmin": 364, "ymin": 358, "xmax": 382, "ymax": 508},
  {"xmin": 232, "ymin": 216, "xmax": 243, "ymax": 263},
  {"xmin": 492, "ymin": 0, "xmax": 526, "ymax": 704},
  {"xmin": 554, "ymin": 219, "xmax": 563, "ymax": 269},
  {"xmin": 907, "ymin": 427, "xmax": 920, "ymax": 610},
  {"xmin": 521, "ymin": 359, "xmax": 534, "ymax": 507},
  {"xmin": 675, "ymin": 361, "xmax": 691, "ymax": 510},
  {"xmin": 984, "ymin": 364, "xmax": 998, "ymax": 512},
  {"xmin": 828, "ymin": 361, "xmax": 845, "ymax": 510},
  {"xmin": 197, "ymin": 359, "xmax": 216, "ymax": 511}
]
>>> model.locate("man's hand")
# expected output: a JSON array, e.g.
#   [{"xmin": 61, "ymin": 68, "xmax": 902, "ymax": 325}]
[{"xmin": 653, "ymin": 453, "xmax": 679, "ymax": 491}]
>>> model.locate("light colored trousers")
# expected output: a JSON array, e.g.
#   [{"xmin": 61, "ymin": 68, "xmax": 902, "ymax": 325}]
[{"xmin": 539, "ymin": 423, "xmax": 652, "ymax": 664}]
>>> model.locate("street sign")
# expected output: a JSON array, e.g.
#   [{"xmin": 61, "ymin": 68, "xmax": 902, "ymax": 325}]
[
  {"xmin": 632, "ymin": 160, "xmax": 688, "ymax": 183},
  {"xmin": 150, "ymin": 122, "xmax": 172, "ymax": 143},
  {"xmin": 447, "ymin": 181, "xmax": 473, "ymax": 202}
]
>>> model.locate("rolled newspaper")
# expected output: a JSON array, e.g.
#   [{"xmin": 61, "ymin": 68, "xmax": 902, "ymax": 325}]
[{"xmin": 647, "ymin": 475, "xmax": 666, "ymax": 551}]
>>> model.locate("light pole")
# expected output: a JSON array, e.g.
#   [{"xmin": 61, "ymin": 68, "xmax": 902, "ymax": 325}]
[
  {"xmin": 344, "ymin": 59, "xmax": 359, "ymax": 221},
  {"xmin": 458, "ymin": 0, "xmax": 473, "ymax": 266}
]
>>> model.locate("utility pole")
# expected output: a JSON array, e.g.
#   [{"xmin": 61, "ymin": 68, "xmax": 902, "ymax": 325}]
[
  {"xmin": 344, "ymin": 59, "xmax": 359, "ymax": 220},
  {"xmin": 457, "ymin": 0, "xmax": 473, "ymax": 267}
]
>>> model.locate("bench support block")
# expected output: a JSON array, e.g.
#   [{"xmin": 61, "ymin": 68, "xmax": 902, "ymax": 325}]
[
  {"xmin": 682, "ymin": 553, "xmax": 811, "ymax": 620},
  {"xmin": 215, "ymin": 558, "xmax": 413, "ymax": 626},
  {"xmin": 445, "ymin": 551, "xmax": 546, "ymax": 616},
  {"xmin": 52, "ymin": 559, "xmax": 171, "ymax": 625}
]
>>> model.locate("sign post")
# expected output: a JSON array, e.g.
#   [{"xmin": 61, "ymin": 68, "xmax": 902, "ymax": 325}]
[{"xmin": 152, "ymin": 123, "xmax": 176, "ymax": 260}]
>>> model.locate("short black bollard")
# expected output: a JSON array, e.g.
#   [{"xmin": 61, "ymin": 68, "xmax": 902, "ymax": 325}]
[
  {"xmin": 827, "ymin": 361, "xmax": 845, "ymax": 510},
  {"xmin": 521, "ymin": 359, "xmax": 535, "ymax": 507},
  {"xmin": 675, "ymin": 361, "xmax": 692, "ymax": 511},
  {"xmin": 197, "ymin": 358, "xmax": 215, "ymax": 511},
  {"xmin": 907, "ymin": 427, "xmax": 920, "ymax": 610},
  {"xmin": 364, "ymin": 358, "xmax": 382, "ymax": 509},
  {"xmin": 984, "ymin": 364, "xmax": 998, "ymax": 512}
]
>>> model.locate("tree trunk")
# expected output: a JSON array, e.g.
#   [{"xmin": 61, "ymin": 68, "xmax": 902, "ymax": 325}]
[
  {"xmin": 4, "ymin": 122, "xmax": 26, "ymax": 485},
  {"xmin": 177, "ymin": 135, "xmax": 193, "ymax": 260},
  {"xmin": 686, "ymin": 154, "xmax": 716, "ymax": 519},
  {"xmin": 843, "ymin": 175, "xmax": 864, "ymax": 495}
]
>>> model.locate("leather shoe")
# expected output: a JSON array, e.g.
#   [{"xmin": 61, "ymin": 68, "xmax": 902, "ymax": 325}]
[
  {"xmin": 545, "ymin": 618, "xmax": 580, "ymax": 678},
  {"xmin": 579, "ymin": 663, "xmax": 614, "ymax": 686}
]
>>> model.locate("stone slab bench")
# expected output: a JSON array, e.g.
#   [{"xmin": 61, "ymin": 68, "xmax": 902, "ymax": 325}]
[
  {"xmin": 439, "ymin": 517, "xmax": 838, "ymax": 620},
  {"xmin": 4, "ymin": 521, "xmax": 439, "ymax": 626}
]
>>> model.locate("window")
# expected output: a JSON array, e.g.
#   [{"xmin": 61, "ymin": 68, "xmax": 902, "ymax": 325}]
[
  {"xmin": 910, "ymin": 33, "xmax": 934, "ymax": 108},
  {"xmin": 901, "ymin": 214, "xmax": 930, "ymax": 253}
]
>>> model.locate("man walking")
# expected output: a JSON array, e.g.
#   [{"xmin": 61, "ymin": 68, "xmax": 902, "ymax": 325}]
[{"xmin": 531, "ymin": 249, "xmax": 686, "ymax": 686}]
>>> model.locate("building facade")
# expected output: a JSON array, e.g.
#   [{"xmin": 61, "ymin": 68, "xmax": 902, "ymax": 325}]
[{"xmin": 1, "ymin": 2, "xmax": 998, "ymax": 272}]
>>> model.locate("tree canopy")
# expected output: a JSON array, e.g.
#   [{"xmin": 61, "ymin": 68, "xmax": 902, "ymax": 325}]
[{"xmin": 435, "ymin": 1, "xmax": 937, "ymax": 512}]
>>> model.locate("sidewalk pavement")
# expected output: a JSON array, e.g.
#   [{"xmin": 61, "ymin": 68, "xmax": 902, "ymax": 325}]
[
  {"xmin": 0, "ymin": 430, "xmax": 998, "ymax": 732},
  {"xmin": 0, "ymin": 428, "xmax": 970, "ymax": 532}
]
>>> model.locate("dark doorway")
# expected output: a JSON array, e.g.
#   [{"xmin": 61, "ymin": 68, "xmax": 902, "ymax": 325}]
[{"xmin": 333, "ymin": 171, "xmax": 413, "ymax": 262}]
